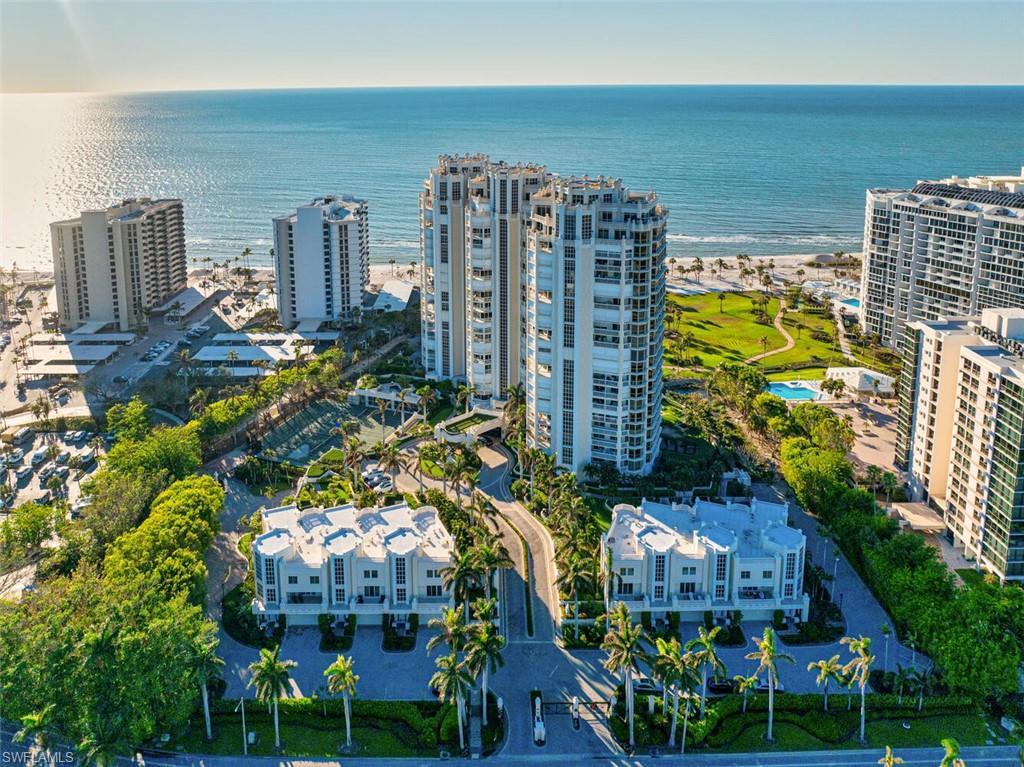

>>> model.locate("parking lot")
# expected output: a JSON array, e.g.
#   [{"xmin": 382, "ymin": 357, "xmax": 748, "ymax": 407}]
[{"xmin": 1, "ymin": 428, "xmax": 103, "ymax": 515}]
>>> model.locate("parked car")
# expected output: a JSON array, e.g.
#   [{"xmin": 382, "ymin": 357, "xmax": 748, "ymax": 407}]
[
  {"xmin": 38, "ymin": 465, "xmax": 55, "ymax": 481},
  {"xmin": 633, "ymin": 676, "xmax": 662, "ymax": 695},
  {"xmin": 755, "ymin": 678, "xmax": 784, "ymax": 694},
  {"xmin": 376, "ymin": 477, "xmax": 394, "ymax": 492},
  {"xmin": 15, "ymin": 465, "xmax": 32, "ymax": 483},
  {"xmin": 9, "ymin": 448, "xmax": 24, "ymax": 463},
  {"xmin": 56, "ymin": 452, "xmax": 70, "ymax": 465},
  {"xmin": 30, "ymin": 450, "xmax": 47, "ymax": 466},
  {"xmin": 54, "ymin": 466, "xmax": 70, "ymax": 481},
  {"xmin": 707, "ymin": 679, "xmax": 735, "ymax": 696}
]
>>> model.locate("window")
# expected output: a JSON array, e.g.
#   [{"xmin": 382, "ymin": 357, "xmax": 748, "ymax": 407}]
[
  {"xmin": 266, "ymin": 588, "xmax": 277, "ymax": 603},
  {"xmin": 396, "ymin": 587, "xmax": 407, "ymax": 603},
  {"xmin": 714, "ymin": 584, "xmax": 725, "ymax": 600},
  {"xmin": 310, "ymin": 575, "xmax": 320, "ymax": 585},
  {"xmin": 426, "ymin": 569, "xmax": 439, "ymax": 579},
  {"xmin": 617, "ymin": 582, "xmax": 634, "ymax": 595},
  {"xmin": 395, "ymin": 558, "xmax": 406, "ymax": 585},
  {"xmin": 427, "ymin": 584, "xmax": 443, "ymax": 597},
  {"xmin": 364, "ymin": 569, "xmax": 378, "ymax": 579},
  {"xmin": 654, "ymin": 585, "xmax": 664, "ymax": 600},
  {"xmin": 335, "ymin": 588, "xmax": 346, "ymax": 602},
  {"xmin": 582, "ymin": 214, "xmax": 592, "ymax": 241},
  {"xmin": 784, "ymin": 553, "xmax": 797, "ymax": 581},
  {"xmin": 264, "ymin": 557, "xmax": 275, "ymax": 585},
  {"xmin": 619, "ymin": 567, "xmax": 634, "ymax": 577},
  {"xmin": 679, "ymin": 565, "xmax": 697, "ymax": 576},
  {"xmin": 715, "ymin": 554, "xmax": 727, "ymax": 582},
  {"xmin": 654, "ymin": 555, "xmax": 665, "ymax": 582},
  {"xmin": 740, "ymin": 570, "xmax": 751, "ymax": 580},
  {"xmin": 563, "ymin": 213, "xmax": 576, "ymax": 240},
  {"xmin": 784, "ymin": 584, "xmax": 794, "ymax": 598},
  {"xmin": 762, "ymin": 570, "xmax": 772, "ymax": 579},
  {"xmin": 334, "ymin": 558, "xmax": 345, "ymax": 585},
  {"xmin": 679, "ymin": 582, "xmax": 695, "ymax": 595},
  {"xmin": 363, "ymin": 585, "xmax": 381, "ymax": 598},
  {"xmin": 287, "ymin": 575, "xmax": 298, "ymax": 585}
]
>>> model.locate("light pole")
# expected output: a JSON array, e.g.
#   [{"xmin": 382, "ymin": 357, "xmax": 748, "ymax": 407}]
[
  {"xmin": 235, "ymin": 696, "xmax": 248, "ymax": 755},
  {"xmin": 881, "ymin": 623, "xmax": 891, "ymax": 673},
  {"xmin": 832, "ymin": 554, "xmax": 840, "ymax": 598}
]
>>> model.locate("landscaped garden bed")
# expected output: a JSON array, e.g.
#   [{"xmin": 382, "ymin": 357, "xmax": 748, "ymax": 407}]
[
  {"xmin": 319, "ymin": 613, "xmax": 355, "ymax": 652},
  {"xmin": 382, "ymin": 613, "xmax": 418, "ymax": 652}
]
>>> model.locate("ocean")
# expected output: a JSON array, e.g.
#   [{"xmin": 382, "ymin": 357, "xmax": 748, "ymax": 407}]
[{"xmin": 2, "ymin": 85, "xmax": 1022, "ymax": 271}]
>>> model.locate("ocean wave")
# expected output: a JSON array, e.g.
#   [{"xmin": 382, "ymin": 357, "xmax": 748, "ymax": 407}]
[
  {"xmin": 373, "ymin": 239, "xmax": 420, "ymax": 250},
  {"xmin": 667, "ymin": 233, "xmax": 862, "ymax": 246}
]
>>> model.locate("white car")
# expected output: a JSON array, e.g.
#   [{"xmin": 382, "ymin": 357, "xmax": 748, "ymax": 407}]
[
  {"xmin": 9, "ymin": 448, "xmax": 24, "ymax": 463},
  {"xmin": 375, "ymin": 477, "xmax": 394, "ymax": 492},
  {"xmin": 15, "ymin": 465, "xmax": 32, "ymax": 482},
  {"xmin": 30, "ymin": 450, "xmax": 47, "ymax": 466}
]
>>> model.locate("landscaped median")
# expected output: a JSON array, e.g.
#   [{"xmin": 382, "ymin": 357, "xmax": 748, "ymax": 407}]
[
  {"xmin": 167, "ymin": 695, "xmax": 504, "ymax": 758},
  {"xmin": 608, "ymin": 690, "xmax": 988, "ymax": 753}
]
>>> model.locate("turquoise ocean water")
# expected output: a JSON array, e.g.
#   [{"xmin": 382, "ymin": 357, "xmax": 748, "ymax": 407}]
[{"xmin": 2, "ymin": 85, "xmax": 1022, "ymax": 269}]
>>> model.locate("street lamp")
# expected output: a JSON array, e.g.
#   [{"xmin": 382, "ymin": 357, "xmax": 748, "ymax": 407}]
[
  {"xmin": 832, "ymin": 553, "xmax": 840, "ymax": 597},
  {"xmin": 235, "ymin": 696, "xmax": 248, "ymax": 755}
]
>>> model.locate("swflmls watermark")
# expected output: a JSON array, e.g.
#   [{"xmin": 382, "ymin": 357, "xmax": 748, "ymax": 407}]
[{"xmin": 1, "ymin": 751, "xmax": 76, "ymax": 765}]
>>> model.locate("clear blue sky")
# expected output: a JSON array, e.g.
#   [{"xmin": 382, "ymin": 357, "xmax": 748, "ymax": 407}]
[{"xmin": 2, "ymin": 1, "xmax": 1021, "ymax": 93}]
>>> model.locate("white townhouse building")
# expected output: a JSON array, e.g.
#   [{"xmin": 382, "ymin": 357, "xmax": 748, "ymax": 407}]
[
  {"xmin": 601, "ymin": 498, "xmax": 809, "ymax": 622},
  {"xmin": 273, "ymin": 195, "xmax": 369, "ymax": 328},
  {"xmin": 860, "ymin": 168, "xmax": 1024, "ymax": 349},
  {"xmin": 252, "ymin": 501, "xmax": 455, "ymax": 626},
  {"xmin": 420, "ymin": 155, "xmax": 666, "ymax": 476},
  {"xmin": 51, "ymin": 198, "xmax": 187, "ymax": 332}
]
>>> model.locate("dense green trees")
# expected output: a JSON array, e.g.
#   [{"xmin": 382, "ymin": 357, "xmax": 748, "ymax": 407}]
[{"xmin": 0, "ymin": 473, "xmax": 225, "ymax": 760}]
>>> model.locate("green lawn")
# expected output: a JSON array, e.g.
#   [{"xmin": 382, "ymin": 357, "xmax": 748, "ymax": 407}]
[
  {"xmin": 443, "ymin": 412, "xmax": 493, "ymax": 434},
  {"xmin": 720, "ymin": 713, "xmax": 991, "ymax": 753},
  {"xmin": 666, "ymin": 291, "xmax": 783, "ymax": 369},
  {"xmin": 170, "ymin": 708, "xmax": 437, "ymax": 758},
  {"xmin": 665, "ymin": 292, "xmax": 878, "ymax": 382}
]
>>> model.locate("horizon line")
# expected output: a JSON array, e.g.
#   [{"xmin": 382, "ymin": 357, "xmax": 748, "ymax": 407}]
[{"xmin": 4, "ymin": 81, "xmax": 1023, "ymax": 97}]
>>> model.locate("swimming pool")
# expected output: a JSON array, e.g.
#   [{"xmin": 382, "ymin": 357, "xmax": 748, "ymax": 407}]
[
  {"xmin": 841, "ymin": 298, "xmax": 861, "ymax": 309},
  {"xmin": 767, "ymin": 382, "xmax": 819, "ymax": 401}
]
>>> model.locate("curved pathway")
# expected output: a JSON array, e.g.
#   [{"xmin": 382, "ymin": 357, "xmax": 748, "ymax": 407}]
[{"xmin": 744, "ymin": 305, "xmax": 795, "ymax": 363}]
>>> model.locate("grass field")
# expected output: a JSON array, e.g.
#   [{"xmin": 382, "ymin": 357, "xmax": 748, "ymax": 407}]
[
  {"xmin": 719, "ymin": 713, "xmax": 991, "ymax": 753},
  {"xmin": 664, "ymin": 291, "xmax": 889, "ymax": 381}
]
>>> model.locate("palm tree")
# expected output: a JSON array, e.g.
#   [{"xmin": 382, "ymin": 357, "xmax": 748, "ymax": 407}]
[
  {"xmin": 193, "ymin": 628, "xmax": 224, "ymax": 741},
  {"xmin": 878, "ymin": 746, "xmax": 904, "ymax": 766},
  {"xmin": 14, "ymin": 704, "xmax": 55, "ymax": 762},
  {"xmin": 685, "ymin": 625, "xmax": 726, "ymax": 719},
  {"xmin": 377, "ymin": 443, "xmax": 403, "ymax": 488},
  {"xmin": 442, "ymin": 550, "xmax": 483, "ymax": 620},
  {"xmin": 431, "ymin": 653, "xmax": 472, "ymax": 752},
  {"xmin": 893, "ymin": 663, "xmax": 912, "ymax": 704},
  {"xmin": 247, "ymin": 645, "xmax": 297, "ymax": 752},
  {"xmin": 557, "ymin": 553, "xmax": 595, "ymax": 640},
  {"xmin": 189, "ymin": 387, "xmax": 209, "ymax": 418},
  {"xmin": 456, "ymin": 384, "xmax": 475, "ymax": 414},
  {"xmin": 601, "ymin": 603, "xmax": 645, "ymax": 747},
  {"xmin": 472, "ymin": 542, "xmax": 513, "ymax": 600},
  {"xmin": 649, "ymin": 637, "xmax": 697, "ymax": 750},
  {"xmin": 416, "ymin": 385, "xmax": 436, "ymax": 423},
  {"xmin": 463, "ymin": 620, "xmax": 506, "ymax": 726},
  {"xmin": 734, "ymin": 674, "xmax": 757, "ymax": 713},
  {"xmin": 939, "ymin": 738, "xmax": 966, "ymax": 767},
  {"xmin": 376, "ymin": 397, "xmax": 390, "ymax": 444},
  {"xmin": 807, "ymin": 654, "xmax": 843, "ymax": 711},
  {"xmin": 324, "ymin": 654, "xmax": 359, "ymax": 748},
  {"xmin": 841, "ymin": 635, "xmax": 875, "ymax": 744},
  {"xmin": 426, "ymin": 606, "xmax": 467, "ymax": 655},
  {"xmin": 745, "ymin": 626, "xmax": 794, "ymax": 743},
  {"xmin": 345, "ymin": 436, "xmax": 366, "ymax": 490},
  {"xmin": 881, "ymin": 471, "xmax": 899, "ymax": 505},
  {"xmin": 449, "ymin": 454, "xmax": 475, "ymax": 513},
  {"xmin": 758, "ymin": 335, "xmax": 770, "ymax": 356}
]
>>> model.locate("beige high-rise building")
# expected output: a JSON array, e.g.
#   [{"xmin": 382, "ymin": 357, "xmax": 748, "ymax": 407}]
[
  {"xmin": 50, "ymin": 198, "xmax": 187, "ymax": 332},
  {"xmin": 897, "ymin": 308, "xmax": 1024, "ymax": 581}
]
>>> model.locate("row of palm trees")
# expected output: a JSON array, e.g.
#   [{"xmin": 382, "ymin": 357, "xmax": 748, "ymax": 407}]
[
  {"xmin": 600, "ymin": 602, "xmax": 880, "ymax": 750},
  {"xmin": 427, "ymin": 598, "xmax": 507, "ymax": 751}
]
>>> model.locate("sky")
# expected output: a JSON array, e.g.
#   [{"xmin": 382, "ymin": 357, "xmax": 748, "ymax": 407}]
[{"xmin": 2, "ymin": 0, "xmax": 1022, "ymax": 93}]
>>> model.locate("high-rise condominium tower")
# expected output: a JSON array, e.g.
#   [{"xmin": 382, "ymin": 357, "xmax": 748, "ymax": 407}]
[
  {"xmin": 421, "ymin": 155, "xmax": 667, "ymax": 475},
  {"xmin": 896, "ymin": 308, "xmax": 1024, "ymax": 581},
  {"xmin": 420, "ymin": 155, "xmax": 549, "ymax": 390},
  {"xmin": 50, "ymin": 198, "xmax": 186, "ymax": 331},
  {"xmin": 525, "ymin": 177, "xmax": 667, "ymax": 475},
  {"xmin": 273, "ymin": 196, "xmax": 369, "ymax": 328},
  {"xmin": 860, "ymin": 169, "xmax": 1024, "ymax": 348}
]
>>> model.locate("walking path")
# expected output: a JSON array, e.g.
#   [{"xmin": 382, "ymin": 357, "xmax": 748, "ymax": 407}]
[
  {"xmin": 744, "ymin": 306, "xmax": 795, "ymax": 363},
  {"xmin": 832, "ymin": 303, "xmax": 856, "ymax": 361}
]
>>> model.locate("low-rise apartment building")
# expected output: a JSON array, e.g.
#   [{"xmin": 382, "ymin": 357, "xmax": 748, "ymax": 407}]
[
  {"xmin": 252, "ymin": 500, "xmax": 455, "ymax": 625},
  {"xmin": 860, "ymin": 168, "xmax": 1024, "ymax": 349},
  {"xmin": 896, "ymin": 307, "xmax": 1024, "ymax": 581},
  {"xmin": 600, "ymin": 498, "xmax": 809, "ymax": 622}
]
